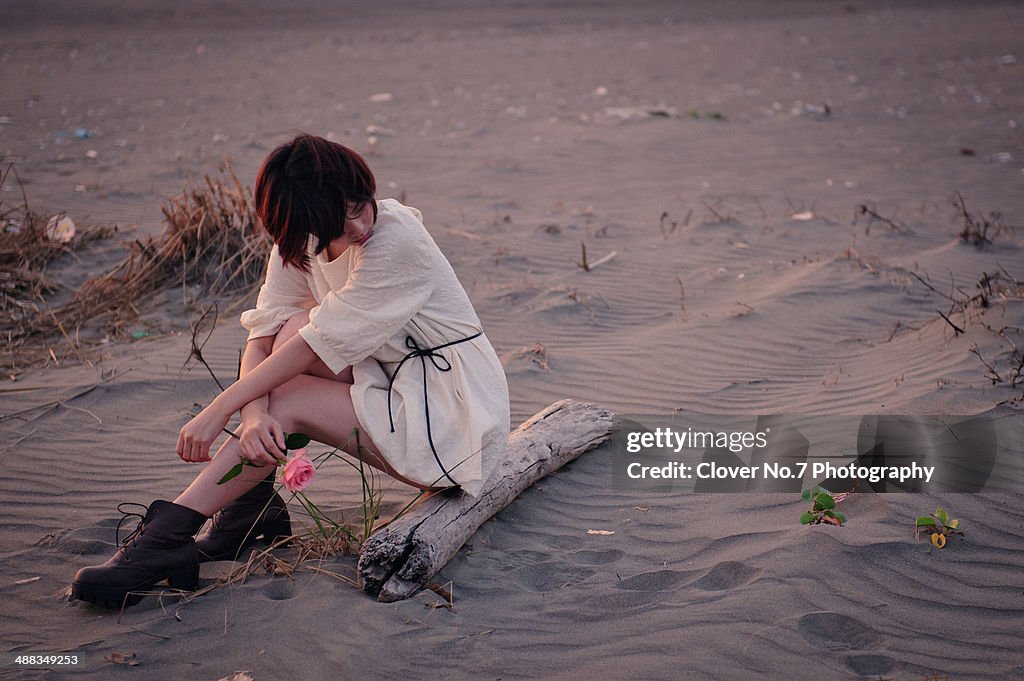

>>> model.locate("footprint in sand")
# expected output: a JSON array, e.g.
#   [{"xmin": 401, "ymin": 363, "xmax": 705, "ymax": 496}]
[
  {"xmin": 44, "ymin": 527, "xmax": 113, "ymax": 555},
  {"xmin": 500, "ymin": 549, "xmax": 553, "ymax": 571},
  {"xmin": 615, "ymin": 569, "xmax": 687, "ymax": 592},
  {"xmin": 797, "ymin": 612, "xmax": 884, "ymax": 652},
  {"xmin": 262, "ymin": 579, "xmax": 295, "ymax": 601},
  {"xmin": 511, "ymin": 562, "xmax": 594, "ymax": 592},
  {"xmin": 690, "ymin": 561, "xmax": 761, "ymax": 591},
  {"xmin": 568, "ymin": 548, "xmax": 624, "ymax": 566},
  {"xmin": 844, "ymin": 654, "xmax": 896, "ymax": 676},
  {"xmin": 543, "ymin": 535, "xmax": 585, "ymax": 551}
]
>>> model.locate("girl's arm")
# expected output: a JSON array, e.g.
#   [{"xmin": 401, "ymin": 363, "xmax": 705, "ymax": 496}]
[
  {"xmin": 237, "ymin": 335, "xmax": 275, "ymax": 421},
  {"xmin": 176, "ymin": 333, "xmax": 319, "ymax": 462}
]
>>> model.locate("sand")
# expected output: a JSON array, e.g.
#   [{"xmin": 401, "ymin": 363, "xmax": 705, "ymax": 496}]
[{"xmin": 2, "ymin": 1, "xmax": 1023, "ymax": 679}]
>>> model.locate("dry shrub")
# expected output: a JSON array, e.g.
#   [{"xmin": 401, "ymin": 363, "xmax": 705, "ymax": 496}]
[
  {"xmin": 1, "ymin": 166, "xmax": 117, "ymax": 363},
  {"xmin": 2, "ymin": 164, "xmax": 272, "ymax": 374}
]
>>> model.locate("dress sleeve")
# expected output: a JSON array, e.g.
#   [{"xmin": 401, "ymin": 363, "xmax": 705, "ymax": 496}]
[
  {"xmin": 239, "ymin": 245, "xmax": 316, "ymax": 340},
  {"xmin": 298, "ymin": 226, "xmax": 435, "ymax": 374}
]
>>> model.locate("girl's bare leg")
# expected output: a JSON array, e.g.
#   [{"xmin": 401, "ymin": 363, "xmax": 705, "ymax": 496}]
[
  {"xmin": 173, "ymin": 440, "xmax": 279, "ymax": 517},
  {"xmin": 172, "ymin": 310, "xmax": 399, "ymax": 517},
  {"xmin": 174, "ymin": 375, "xmax": 407, "ymax": 515}
]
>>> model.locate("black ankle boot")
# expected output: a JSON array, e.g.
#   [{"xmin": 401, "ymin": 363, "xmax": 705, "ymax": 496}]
[
  {"xmin": 71, "ymin": 500, "xmax": 208, "ymax": 608},
  {"xmin": 195, "ymin": 471, "xmax": 292, "ymax": 563}
]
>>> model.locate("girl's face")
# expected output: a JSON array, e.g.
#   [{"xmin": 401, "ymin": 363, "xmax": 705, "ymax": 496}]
[{"xmin": 326, "ymin": 201, "xmax": 375, "ymax": 258}]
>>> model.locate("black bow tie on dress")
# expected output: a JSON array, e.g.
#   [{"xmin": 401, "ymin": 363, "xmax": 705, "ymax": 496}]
[{"xmin": 386, "ymin": 331, "xmax": 483, "ymax": 486}]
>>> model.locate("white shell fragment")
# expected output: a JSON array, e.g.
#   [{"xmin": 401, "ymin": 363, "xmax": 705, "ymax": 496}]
[{"xmin": 46, "ymin": 214, "xmax": 76, "ymax": 243}]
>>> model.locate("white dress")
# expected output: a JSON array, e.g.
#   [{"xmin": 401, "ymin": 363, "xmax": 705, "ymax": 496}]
[{"xmin": 239, "ymin": 198, "xmax": 510, "ymax": 497}]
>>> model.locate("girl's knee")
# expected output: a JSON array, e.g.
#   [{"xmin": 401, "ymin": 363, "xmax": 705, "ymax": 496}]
[{"xmin": 271, "ymin": 312, "xmax": 353, "ymax": 381}]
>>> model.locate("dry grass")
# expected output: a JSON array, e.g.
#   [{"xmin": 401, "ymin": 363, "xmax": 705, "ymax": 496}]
[
  {"xmin": 1, "ymin": 164, "xmax": 271, "ymax": 375},
  {"xmin": 1, "ymin": 165, "xmax": 117, "ymax": 366}
]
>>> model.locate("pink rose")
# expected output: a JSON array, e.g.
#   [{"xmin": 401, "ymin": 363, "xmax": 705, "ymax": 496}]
[{"xmin": 281, "ymin": 448, "xmax": 315, "ymax": 493}]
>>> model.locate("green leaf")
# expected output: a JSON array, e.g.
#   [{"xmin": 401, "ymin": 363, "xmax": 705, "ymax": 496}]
[
  {"xmin": 285, "ymin": 432, "xmax": 312, "ymax": 450},
  {"xmin": 831, "ymin": 511, "xmax": 846, "ymax": 524},
  {"xmin": 800, "ymin": 512, "xmax": 815, "ymax": 525},
  {"xmin": 217, "ymin": 462, "xmax": 244, "ymax": 485},
  {"xmin": 801, "ymin": 489, "xmax": 812, "ymax": 501},
  {"xmin": 916, "ymin": 516, "xmax": 937, "ymax": 527},
  {"xmin": 948, "ymin": 518, "xmax": 959, "ymax": 530},
  {"xmin": 934, "ymin": 508, "xmax": 949, "ymax": 525},
  {"xmin": 814, "ymin": 493, "xmax": 836, "ymax": 510}
]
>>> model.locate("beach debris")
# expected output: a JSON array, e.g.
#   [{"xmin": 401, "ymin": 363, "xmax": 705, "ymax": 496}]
[
  {"xmin": 104, "ymin": 652, "xmax": 140, "ymax": 666},
  {"xmin": 688, "ymin": 110, "xmax": 726, "ymax": 121},
  {"xmin": 369, "ymin": 92, "xmax": 393, "ymax": 103},
  {"xmin": 577, "ymin": 241, "xmax": 617, "ymax": 272},
  {"xmin": 586, "ymin": 529, "xmax": 615, "ymax": 536},
  {"xmin": 45, "ymin": 214, "xmax": 75, "ymax": 243},
  {"xmin": 854, "ymin": 203, "xmax": 910, "ymax": 234},
  {"xmin": 593, "ymin": 86, "xmax": 609, "ymax": 97},
  {"xmin": 953, "ymin": 191, "xmax": 1008, "ymax": 248},
  {"xmin": 701, "ymin": 199, "xmax": 734, "ymax": 223},
  {"xmin": 659, "ymin": 210, "xmax": 679, "ymax": 238},
  {"xmin": 12, "ymin": 576, "xmax": 41, "ymax": 585},
  {"xmin": 216, "ymin": 672, "xmax": 254, "ymax": 681},
  {"xmin": 72, "ymin": 128, "xmax": 92, "ymax": 139},
  {"xmin": 426, "ymin": 580, "xmax": 455, "ymax": 609},
  {"xmin": 365, "ymin": 124, "xmax": 396, "ymax": 137},
  {"xmin": 602, "ymin": 105, "xmax": 678, "ymax": 121},
  {"xmin": 502, "ymin": 343, "xmax": 550, "ymax": 372},
  {"xmin": 791, "ymin": 102, "xmax": 831, "ymax": 120},
  {"xmin": 800, "ymin": 486, "xmax": 846, "ymax": 526},
  {"xmin": 910, "ymin": 267, "xmax": 1024, "ymax": 397},
  {"xmin": 84, "ymin": 149, "xmax": 98, "ymax": 159},
  {"xmin": 915, "ymin": 507, "xmax": 962, "ymax": 549},
  {"xmin": 791, "ymin": 210, "xmax": 815, "ymax": 221}
]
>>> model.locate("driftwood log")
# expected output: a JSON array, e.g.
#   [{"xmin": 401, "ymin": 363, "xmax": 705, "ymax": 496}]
[{"xmin": 358, "ymin": 399, "xmax": 615, "ymax": 602}]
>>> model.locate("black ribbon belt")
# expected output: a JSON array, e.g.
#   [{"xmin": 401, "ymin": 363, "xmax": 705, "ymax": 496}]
[{"xmin": 386, "ymin": 330, "xmax": 483, "ymax": 486}]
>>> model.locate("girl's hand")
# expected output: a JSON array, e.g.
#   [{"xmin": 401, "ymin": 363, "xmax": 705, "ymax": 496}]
[
  {"xmin": 176, "ymin": 404, "xmax": 231, "ymax": 462},
  {"xmin": 237, "ymin": 412, "xmax": 288, "ymax": 466}
]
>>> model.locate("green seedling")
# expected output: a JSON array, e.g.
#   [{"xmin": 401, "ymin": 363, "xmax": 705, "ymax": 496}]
[
  {"xmin": 800, "ymin": 486, "xmax": 846, "ymax": 526},
  {"xmin": 915, "ymin": 507, "xmax": 963, "ymax": 549}
]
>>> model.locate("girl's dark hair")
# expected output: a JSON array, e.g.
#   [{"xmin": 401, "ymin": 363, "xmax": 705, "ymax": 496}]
[{"xmin": 254, "ymin": 133, "xmax": 377, "ymax": 271}]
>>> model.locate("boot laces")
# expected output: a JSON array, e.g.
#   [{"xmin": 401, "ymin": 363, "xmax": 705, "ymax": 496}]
[{"xmin": 115, "ymin": 502, "xmax": 152, "ymax": 560}]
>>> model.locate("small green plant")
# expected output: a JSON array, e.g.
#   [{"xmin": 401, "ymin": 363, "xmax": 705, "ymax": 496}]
[
  {"xmin": 800, "ymin": 486, "xmax": 846, "ymax": 526},
  {"xmin": 915, "ymin": 507, "xmax": 963, "ymax": 549}
]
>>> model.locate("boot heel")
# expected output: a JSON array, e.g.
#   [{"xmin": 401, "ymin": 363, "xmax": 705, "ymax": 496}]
[{"xmin": 166, "ymin": 564, "xmax": 199, "ymax": 591}]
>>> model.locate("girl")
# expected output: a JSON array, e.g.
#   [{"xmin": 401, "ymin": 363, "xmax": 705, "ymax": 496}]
[{"xmin": 71, "ymin": 134, "xmax": 510, "ymax": 607}]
